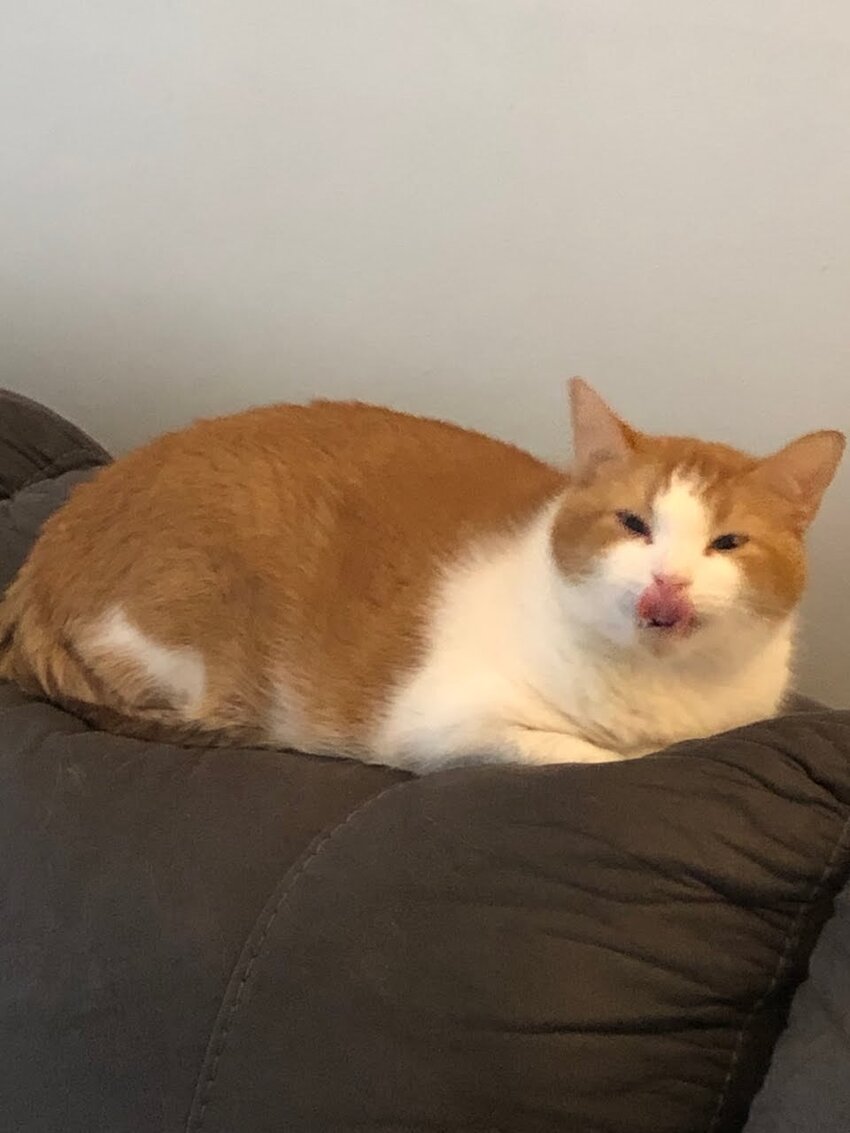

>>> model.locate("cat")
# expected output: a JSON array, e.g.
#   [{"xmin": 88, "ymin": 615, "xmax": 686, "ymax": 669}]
[{"xmin": 0, "ymin": 380, "xmax": 843, "ymax": 772}]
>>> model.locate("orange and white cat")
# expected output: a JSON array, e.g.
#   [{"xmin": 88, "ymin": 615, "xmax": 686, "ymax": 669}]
[{"xmin": 0, "ymin": 380, "xmax": 843, "ymax": 771}]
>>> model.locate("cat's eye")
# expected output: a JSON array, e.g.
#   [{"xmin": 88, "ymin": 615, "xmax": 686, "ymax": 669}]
[
  {"xmin": 709, "ymin": 533, "xmax": 749, "ymax": 552},
  {"xmin": 616, "ymin": 511, "xmax": 652, "ymax": 539}
]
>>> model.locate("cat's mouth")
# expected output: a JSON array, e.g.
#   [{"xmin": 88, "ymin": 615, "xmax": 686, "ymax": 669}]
[
  {"xmin": 638, "ymin": 614, "xmax": 699, "ymax": 636},
  {"xmin": 635, "ymin": 580, "xmax": 699, "ymax": 638}
]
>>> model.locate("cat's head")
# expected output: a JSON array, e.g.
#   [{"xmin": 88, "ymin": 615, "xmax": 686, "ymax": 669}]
[{"xmin": 551, "ymin": 379, "xmax": 845, "ymax": 657}]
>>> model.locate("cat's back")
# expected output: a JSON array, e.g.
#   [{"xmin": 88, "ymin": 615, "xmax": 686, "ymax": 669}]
[
  {"xmin": 17, "ymin": 399, "xmax": 566, "ymax": 614},
  {"xmin": 178, "ymin": 398, "xmax": 558, "ymax": 499},
  {"xmin": 65, "ymin": 399, "xmax": 561, "ymax": 529}
]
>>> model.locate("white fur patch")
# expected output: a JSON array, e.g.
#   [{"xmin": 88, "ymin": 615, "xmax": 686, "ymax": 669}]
[
  {"xmin": 650, "ymin": 476, "xmax": 711, "ymax": 580},
  {"xmin": 89, "ymin": 606, "xmax": 206, "ymax": 709},
  {"xmin": 374, "ymin": 514, "xmax": 571, "ymax": 770},
  {"xmin": 375, "ymin": 486, "xmax": 793, "ymax": 773}
]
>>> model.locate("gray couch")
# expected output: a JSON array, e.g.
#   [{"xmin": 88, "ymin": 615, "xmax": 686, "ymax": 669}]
[{"xmin": 1, "ymin": 390, "xmax": 848, "ymax": 1133}]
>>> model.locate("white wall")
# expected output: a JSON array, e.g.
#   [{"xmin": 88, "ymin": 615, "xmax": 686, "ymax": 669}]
[{"xmin": 1, "ymin": 2, "xmax": 847, "ymax": 703}]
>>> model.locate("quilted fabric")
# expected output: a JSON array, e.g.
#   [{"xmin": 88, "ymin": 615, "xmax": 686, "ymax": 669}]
[
  {"xmin": 0, "ymin": 390, "xmax": 108, "ymax": 500},
  {"xmin": 185, "ymin": 720, "xmax": 850, "ymax": 1133}
]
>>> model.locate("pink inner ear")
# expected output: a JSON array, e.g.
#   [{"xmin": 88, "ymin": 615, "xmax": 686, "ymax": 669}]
[{"xmin": 569, "ymin": 378, "xmax": 635, "ymax": 474}]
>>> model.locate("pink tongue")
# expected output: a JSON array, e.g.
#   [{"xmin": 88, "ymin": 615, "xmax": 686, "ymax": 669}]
[{"xmin": 637, "ymin": 581, "xmax": 695, "ymax": 631}]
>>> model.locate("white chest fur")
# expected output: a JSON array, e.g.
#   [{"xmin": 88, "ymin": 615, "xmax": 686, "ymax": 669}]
[{"xmin": 375, "ymin": 507, "xmax": 793, "ymax": 771}]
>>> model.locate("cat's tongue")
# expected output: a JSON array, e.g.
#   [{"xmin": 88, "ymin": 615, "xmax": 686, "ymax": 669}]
[{"xmin": 637, "ymin": 580, "xmax": 696, "ymax": 634}]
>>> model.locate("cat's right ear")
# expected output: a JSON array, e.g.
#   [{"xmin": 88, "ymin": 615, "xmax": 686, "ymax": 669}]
[{"xmin": 568, "ymin": 378, "xmax": 637, "ymax": 478}]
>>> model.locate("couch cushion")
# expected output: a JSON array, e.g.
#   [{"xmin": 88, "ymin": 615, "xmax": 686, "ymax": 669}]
[
  {"xmin": 0, "ymin": 390, "xmax": 109, "ymax": 500},
  {"xmin": 1, "ymin": 688, "xmax": 849, "ymax": 1133},
  {"xmin": 186, "ymin": 713, "xmax": 850, "ymax": 1133},
  {"xmin": 0, "ymin": 389, "xmax": 111, "ymax": 592},
  {"xmin": 0, "ymin": 469, "xmax": 98, "ymax": 594},
  {"xmin": 0, "ymin": 683, "xmax": 405, "ymax": 1133}
]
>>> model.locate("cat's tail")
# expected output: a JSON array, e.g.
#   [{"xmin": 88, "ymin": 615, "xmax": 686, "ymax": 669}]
[
  {"xmin": 0, "ymin": 577, "xmax": 33, "ymax": 689},
  {"xmin": 0, "ymin": 571, "xmax": 121, "ymax": 708},
  {"xmin": 0, "ymin": 574, "xmax": 88, "ymax": 705}
]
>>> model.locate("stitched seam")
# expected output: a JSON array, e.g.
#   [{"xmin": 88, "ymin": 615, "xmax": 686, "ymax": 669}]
[
  {"xmin": 17, "ymin": 452, "xmax": 105, "ymax": 492},
  {"xmin": 707, "ymin": 810, "xmax": 850, "ymax": 1132},
  {"xmin": 186, "ymin": 775, "xmax": 413, "ymax": 1133}
]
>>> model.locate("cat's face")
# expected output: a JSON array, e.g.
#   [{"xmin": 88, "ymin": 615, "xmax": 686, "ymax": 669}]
[{"xmin": 552, "ymin": 381, "xmax": 845, "ymax": 656}]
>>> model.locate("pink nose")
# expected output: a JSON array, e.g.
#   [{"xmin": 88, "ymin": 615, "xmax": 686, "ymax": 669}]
[
  {"xmin": 638, "ymin": 574, "xmax": 696, "ymax": 633},
  {"xmin": 652, "ymin": 572, "xmax": 690, "ymax": 590}
]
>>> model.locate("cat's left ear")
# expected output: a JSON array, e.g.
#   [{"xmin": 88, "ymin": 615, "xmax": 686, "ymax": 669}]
[{"xmin": 753, "ymin": 430, "xmax": 846, "ymax": 529}]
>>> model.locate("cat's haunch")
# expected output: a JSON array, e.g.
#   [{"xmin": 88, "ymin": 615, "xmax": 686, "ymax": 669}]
[{"xmin": 0, "ymin": 381, "xmax": 843, "ymax": 771}]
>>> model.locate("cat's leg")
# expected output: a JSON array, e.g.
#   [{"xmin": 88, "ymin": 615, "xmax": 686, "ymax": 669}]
[
  {"xmin": 374, "ymin": 713, "xmax": 645, "ymax": 772},
  {"xmin": 501, "ymin": 725, "xmax": 636, "ymax": 765}
]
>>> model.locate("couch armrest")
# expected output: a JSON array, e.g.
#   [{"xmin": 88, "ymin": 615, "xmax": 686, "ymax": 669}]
[{"xmin": 0, "ymin": 390, "xmax": 109, "ymax": 499}]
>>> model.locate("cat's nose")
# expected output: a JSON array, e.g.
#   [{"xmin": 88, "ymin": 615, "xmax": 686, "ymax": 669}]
[
  {"xmin": 638, "ymin": 574, "xmax": 697, "ymax": 634},
  {"xmin": 652, "ymin": 572, "xmax": 691, "ymax": 591}
]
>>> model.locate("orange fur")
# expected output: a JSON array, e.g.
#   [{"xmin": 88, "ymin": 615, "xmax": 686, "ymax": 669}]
[
  {"xmin": 0, "ymin": 402, "xmax": 564, "ymax": 748},
  {"xmin": 0, "ymin": 387, "xmax": 843, "ymax": 758}
]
